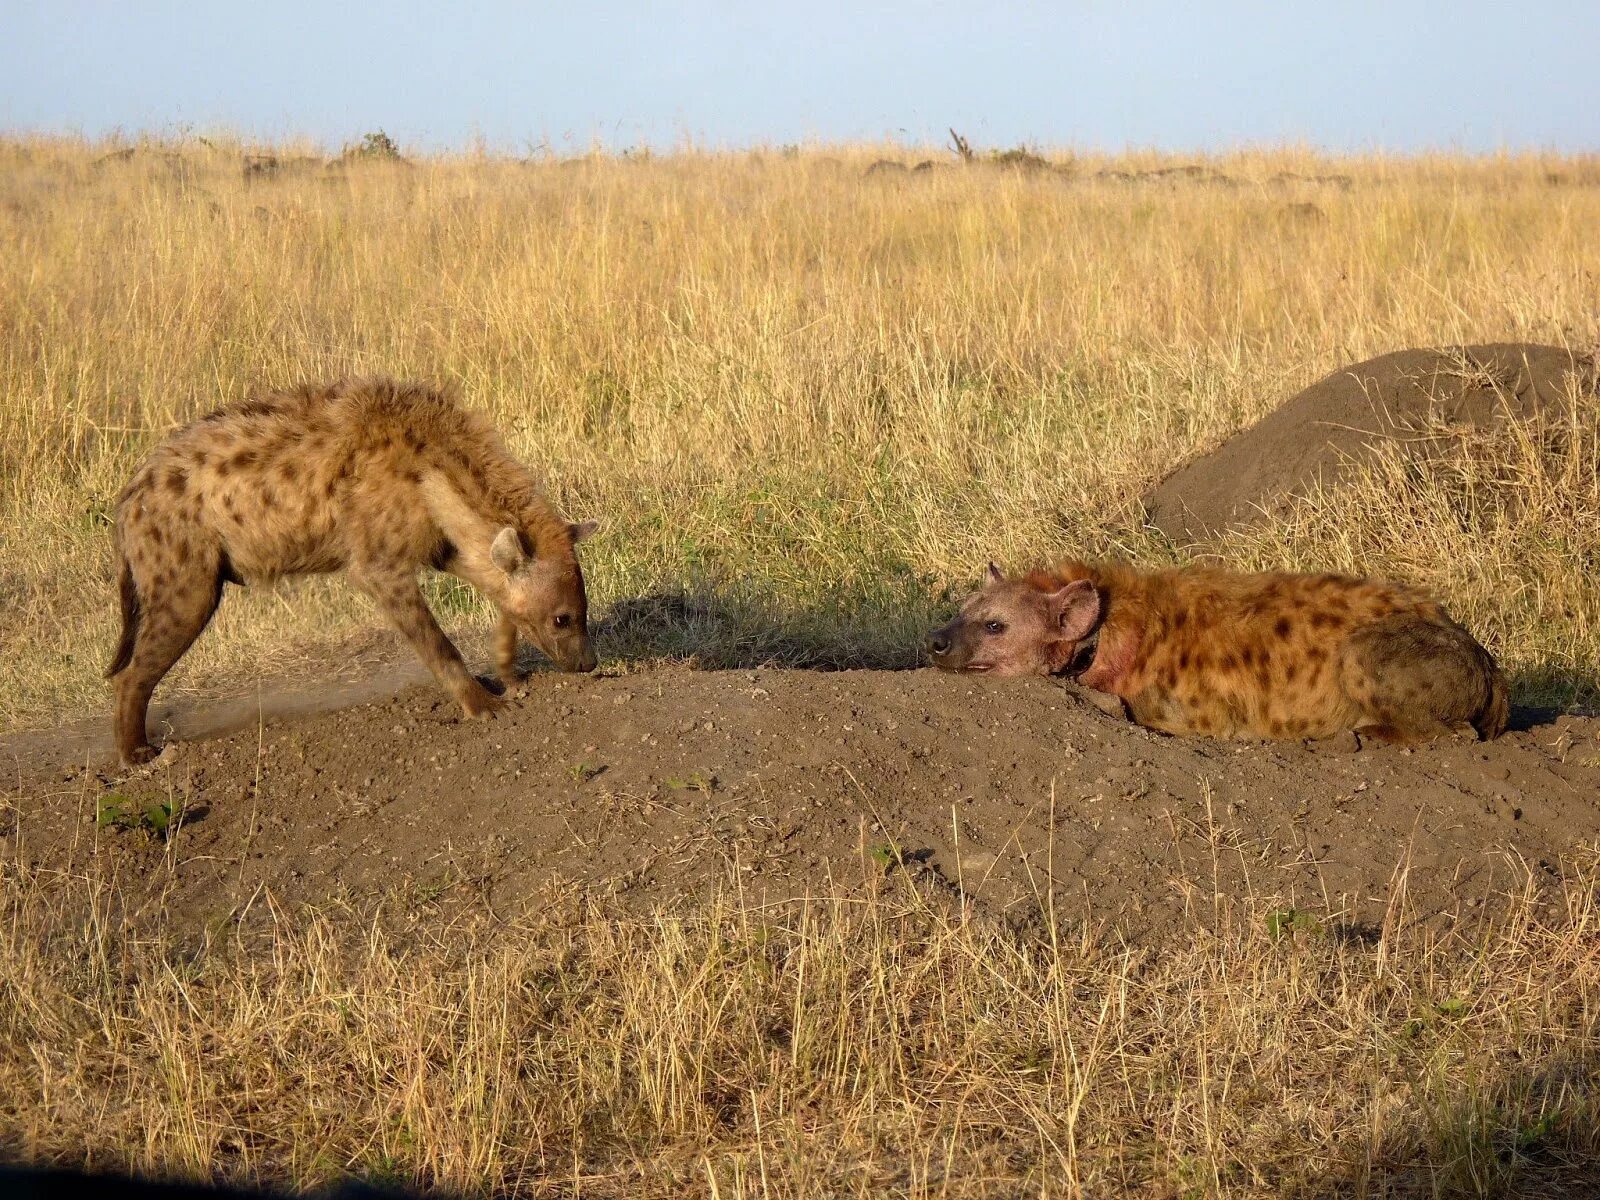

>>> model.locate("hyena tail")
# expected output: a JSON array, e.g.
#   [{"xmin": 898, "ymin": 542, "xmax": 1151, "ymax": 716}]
[
  {"xmin": 105, "ymin": 552, "xmax": 140, "ymax": 678},
  {"xmin": 1474, "ymin": 665, "xmax": 1511, "ymax": 741}
]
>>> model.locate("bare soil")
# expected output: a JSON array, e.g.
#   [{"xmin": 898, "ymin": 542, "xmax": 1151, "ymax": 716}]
[
  {"xmin": 1144, "ymin": 342, "xmax": 1598, "ymax": 543},
  {"xmin": 5, "ymin": 666, "xmax": 1598, "ymax": 939}
]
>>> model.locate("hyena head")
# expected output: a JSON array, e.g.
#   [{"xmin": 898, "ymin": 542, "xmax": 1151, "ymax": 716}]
[
  {"xmin": 928, "ymin": 564, "xmax": 1101, "ymax": 676},
  {"xmin": 489, "ymin": 520, "xmax": 600, "ymax": 673}
]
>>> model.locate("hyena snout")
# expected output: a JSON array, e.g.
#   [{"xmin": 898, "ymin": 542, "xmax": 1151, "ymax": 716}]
[
  {"xmin": 926, "ymin": 622, "xmax": 968, "ymax": 669},
  {"xmin": 530, "ymin": 621, "xmax": 597, "ymax": 673},
  {"xmin": 563, "ymin": 640, "xmax": 599, "ymax": 674}
]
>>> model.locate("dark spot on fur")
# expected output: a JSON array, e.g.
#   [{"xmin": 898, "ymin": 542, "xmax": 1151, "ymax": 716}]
[
  {"xmin": 279, "ymin": 461, "xmax": 298, "ymax": 484},
  {"xmin": 214, "ymin": 459, "xmax": 232, "ymax": 478},
  {"xmin": 1274, "ymin": 617, "xmax": 1292, "ymax": 638},
  {"xmin": 1172, "ymin": 610, "xmax": 1188, "ymax": 631},
  {"xmin": 259, "ymin": 487, "xmax": 278, "ymax": 509},
  {"xmin": 231, "ymin": 449, "xmax": 258, "ymax": 470},
  {"xmin": 163, "ymin": 469, "xmax": 187, "ymax": 495},
  {"xmin": 1310, "ymin": 611, "xmax": 1338, "ymax": 629}
]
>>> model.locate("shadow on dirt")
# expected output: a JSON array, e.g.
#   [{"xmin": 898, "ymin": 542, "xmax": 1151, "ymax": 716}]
[
  {"xmin": 1505, "ymin": 666, "xmax": 1600, "ymax": 730},
  {"xmin": 583, "ymin": 588, "xmax": 929, "ymax": 673}
]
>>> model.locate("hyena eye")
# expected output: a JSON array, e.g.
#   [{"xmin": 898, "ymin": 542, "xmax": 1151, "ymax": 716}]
[
  {"xmin": 984, "ymin": 620, "xmax": 1005, "ymax": 635},
  {"xmin": 553, "ymin": 613, "xmax": 572, "ymax": 629}
]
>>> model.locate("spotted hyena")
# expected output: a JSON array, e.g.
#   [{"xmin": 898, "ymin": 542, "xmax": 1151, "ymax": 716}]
[
  {"xmin": 106, "ymin": 378, "xmax": 599, "ymax": 765},
  {"xmin": 928, "ymin": 560, "xmax": 1508, "ymax": 743}
]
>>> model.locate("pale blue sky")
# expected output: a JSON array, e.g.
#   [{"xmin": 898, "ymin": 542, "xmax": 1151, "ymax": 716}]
[{"xmin": 4, "ymin": 2, "xmax": 1596, "ymax": 153}]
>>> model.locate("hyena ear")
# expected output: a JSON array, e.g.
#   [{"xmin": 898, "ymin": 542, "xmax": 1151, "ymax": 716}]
[
  {"xmin": 569, "ymin": 519, "xmax": 599, "ymax": 544},
  {"xmin": 490, "ymin": 526, "xmax": 528, "ymax": 574},
  {"xmin": 1046, "ymin": 579, "xmax": 1101, "ymax": 641},
  {"xmin": 987, "ymin": 562, "xmax": 1005, "ymax": 584}
]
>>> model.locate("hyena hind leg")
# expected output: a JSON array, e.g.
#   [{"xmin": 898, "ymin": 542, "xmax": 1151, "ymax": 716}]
[
  {"xmin": 113, "ymin": 555, "xmax": 225, "ymax": 766},
  {"xmin": 1340, "ymin": 614, "xmax": 1499, "ymax": 743}
]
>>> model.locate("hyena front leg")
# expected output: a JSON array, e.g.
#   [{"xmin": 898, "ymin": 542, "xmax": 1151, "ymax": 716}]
[
  {"xmin": 495, "ymin": 608, "xmax": 520, "ymax": 686},
  {"xmin": 353, "ymin": 564, "xmax": 502, "ymax": 718}
]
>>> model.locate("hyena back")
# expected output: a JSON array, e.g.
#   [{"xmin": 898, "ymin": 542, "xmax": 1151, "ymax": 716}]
[
  {"xmin": 928, "ymin": 560, "xmax": 1508, "ymax": 743},
  {"xmin": 108, "ymin": 378, "xmax": 598, "ymax": 765}
]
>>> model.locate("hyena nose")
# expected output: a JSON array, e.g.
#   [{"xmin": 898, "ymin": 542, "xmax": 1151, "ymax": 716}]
[{"xmin": 928, "ymin": 632, "xmax": 951, "ymax": 657}]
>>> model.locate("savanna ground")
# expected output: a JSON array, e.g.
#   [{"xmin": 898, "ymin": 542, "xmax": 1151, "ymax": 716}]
[{"xmin": 1, "ymin": 135, "xmax": 1599, "ymax": 1197}]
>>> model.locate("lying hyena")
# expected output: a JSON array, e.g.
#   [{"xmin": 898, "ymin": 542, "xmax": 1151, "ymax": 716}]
[
  {"xmin": 928, "ymin": 560, "xmax": 1508, "ymax": 743},
  {"xmin": 106, "ymin": 378, "xmax": 599, "ymax": 765}
]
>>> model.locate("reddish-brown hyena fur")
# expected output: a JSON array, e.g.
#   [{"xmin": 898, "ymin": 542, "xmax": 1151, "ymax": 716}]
[
  {"xmin": 106, "ymin": 378, "xmax": 599, "ymax": 766},
  {"xmin": 929, "ymin": 560, "xmax": 1509, "ymax": 743}
]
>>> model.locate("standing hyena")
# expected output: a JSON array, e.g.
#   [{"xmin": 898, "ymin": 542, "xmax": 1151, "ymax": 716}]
[
  {"xmin": 107, "ymin": 378, "xmax": 599, "ymax": 765},
  {"xmin": 927, "ymin": 560, "xmax": 1508, "ymax": 743}
]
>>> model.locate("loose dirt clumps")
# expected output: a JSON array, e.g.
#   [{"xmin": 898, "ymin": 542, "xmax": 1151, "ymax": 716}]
[
  {"xmin": 1144, "ymin": 343, "xmax": 1598, "ymax": 544},
  {"xmin": 6, "ymin": 667, "xmax": 1598, "ymax": 939}
]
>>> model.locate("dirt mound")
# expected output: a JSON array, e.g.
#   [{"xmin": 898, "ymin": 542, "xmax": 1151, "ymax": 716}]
[
  {"xmin": 1144, "ymin": 343, "xmax": 1598, "ymax": 544},
  {"xmin": 6, "ymin": 667, "xmax": 1599, "ymax": 938}
]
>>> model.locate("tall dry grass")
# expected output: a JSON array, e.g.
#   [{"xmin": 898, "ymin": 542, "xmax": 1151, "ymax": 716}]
[
  {"xmin": 2, "ymin": 136, "xmax": 1598, "ymax": 728},
  {"xmin": 1, "ymin": 853, "xmax": 1596, "ymax": 1198}
]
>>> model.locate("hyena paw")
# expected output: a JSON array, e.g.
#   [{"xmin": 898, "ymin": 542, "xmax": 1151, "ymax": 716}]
[
  {"xmin": 461, "ymin": 685, "xmax": 506, "ymax": 719},
  {"xmin": 120, "ymin": 743, "xmax": 161, "ymax": 768}
]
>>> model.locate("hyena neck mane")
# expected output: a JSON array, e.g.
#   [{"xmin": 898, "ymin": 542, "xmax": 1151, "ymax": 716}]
[
  {"xmin": 1024, "ymin": 560, "xmax": 1149, "ymax": 693},
  {"xmin": 313, "ymin": 376, "xmax": 573, "ymax": 563},
  {"xmin": 413, "ymin": 406, "xmax": 575, "ymax": 563},
  {"xmin": 420, "ymin": 470, "xmax": 572, "ymax": 577}
]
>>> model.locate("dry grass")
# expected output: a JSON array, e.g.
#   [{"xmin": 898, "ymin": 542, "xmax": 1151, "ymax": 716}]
[
  {"xmin": 4, "ymin": 136, "xmax": 1600, "ymax": 1196},
  {"xmin": 0, "ymin": 853, "xmax": 1596, "ymax": 1198},
  {"xmin": 3, "ymin": 136, "xmax": 1599, "ymax": 728}
]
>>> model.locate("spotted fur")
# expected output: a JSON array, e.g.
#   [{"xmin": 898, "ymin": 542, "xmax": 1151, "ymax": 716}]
[
  {"xmin": 928, "ymin": 560, "xmax": 1508, "ymax": 743},
  {"xmin": 107, "ymin": 378, "xmax": 598, "ymax": 765}
]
